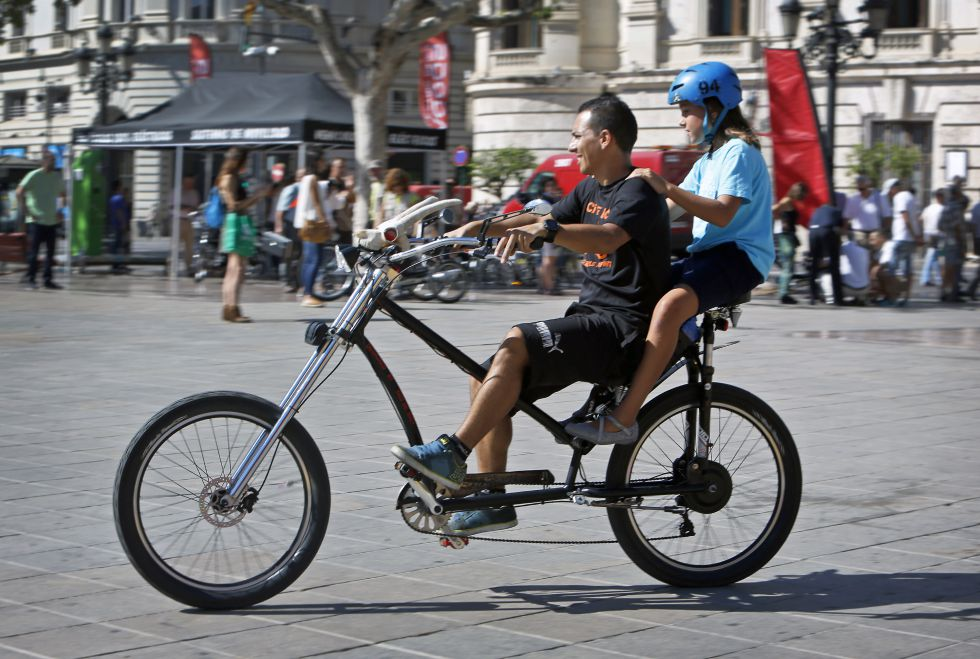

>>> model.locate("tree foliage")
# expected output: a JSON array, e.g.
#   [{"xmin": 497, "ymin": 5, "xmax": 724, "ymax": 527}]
[
  {"xmin": 259, "ymin": 0, "xmax": 549, "ymax": 229},
  {"xmin": 470, "ymin": 147, "xmax": 537, "ymax": 199},
  {"xmin": 0, "ymin": 0, "xmax": 78, "ymax": 39},
  {"xmin": 848, "ymin": 142, "xmax": 921, "ymax": 185}
]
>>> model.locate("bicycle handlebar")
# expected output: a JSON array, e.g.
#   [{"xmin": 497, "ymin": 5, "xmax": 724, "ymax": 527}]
[{"xmin": 388, "ymin": 236, "xmax": 483, "ymax": 264}]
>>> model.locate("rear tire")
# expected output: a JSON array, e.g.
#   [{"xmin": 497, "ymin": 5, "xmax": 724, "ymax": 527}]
[
  {"xmin": 433, "ymin": 261, "xmax": 470, "ymax": 303},
  {"xmin": 114, "ymin": 392, "xmax": 330, "ymax": 609},
  {"xmin": 606, "ymin": 383, "xmax": 801, "ymax": 587}
]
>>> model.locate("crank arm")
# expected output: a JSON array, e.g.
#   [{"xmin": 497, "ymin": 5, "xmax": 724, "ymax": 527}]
[{"xmin": 407, "ymin": 477, "xmax": 444, "ymax": 516}]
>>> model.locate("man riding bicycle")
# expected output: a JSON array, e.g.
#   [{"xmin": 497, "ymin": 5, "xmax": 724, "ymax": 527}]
[{"xmin": 392, "ymin": 93, "xmax": 672, "ymax": 535}]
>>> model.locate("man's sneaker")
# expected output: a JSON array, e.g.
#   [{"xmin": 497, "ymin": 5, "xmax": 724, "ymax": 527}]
[
  {"xmin": 443, "ymin": 505, "xmax": 517, "ymax": 536},
  {"xmin": 391, "ymin": 435, "xmax": 467, "ymax": 491}
]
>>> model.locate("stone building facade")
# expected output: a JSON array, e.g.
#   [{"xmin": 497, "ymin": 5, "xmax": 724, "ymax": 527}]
[
  {"xmin": 467, "ymin": 0, "xmax": 980, "ymax": 200},
  {"xmin": 0, "ymin": 0, "xmax": 474, "ymax": 223}
]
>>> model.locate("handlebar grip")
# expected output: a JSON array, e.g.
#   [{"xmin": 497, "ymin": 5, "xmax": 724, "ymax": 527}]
[{"xmin": 529, "ymin": 236, "xmax": 544, "ymax": 250}]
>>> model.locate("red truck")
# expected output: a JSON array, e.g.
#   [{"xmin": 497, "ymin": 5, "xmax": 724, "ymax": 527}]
[{"xmin": 503, "ymin": 148, "xmax": 703, "ymax": 255}]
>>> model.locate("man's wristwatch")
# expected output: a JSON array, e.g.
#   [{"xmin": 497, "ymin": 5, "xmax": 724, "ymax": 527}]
[
  {"xmin": 531, "ymin": 219, "xmax": 560, "ymax": 249},
  {"xmin": 543, "ymin": 219, "xmax": 560, "ymax": 243}
]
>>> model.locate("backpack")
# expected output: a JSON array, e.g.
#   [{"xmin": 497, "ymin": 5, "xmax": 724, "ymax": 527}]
[{"xmin": 205, "ymin": 187, "xmax": 226, "ymax": 229}]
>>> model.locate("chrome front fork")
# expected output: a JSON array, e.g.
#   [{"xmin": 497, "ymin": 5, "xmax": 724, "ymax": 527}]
[{"xmin": 225, "ymin": 268, "xmax": 389, "ymax": 501}]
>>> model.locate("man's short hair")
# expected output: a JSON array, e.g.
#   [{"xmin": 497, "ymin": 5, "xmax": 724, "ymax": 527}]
[{"xmin": 577, "ymin": 93, "xmax": 638, "ymax": 153}]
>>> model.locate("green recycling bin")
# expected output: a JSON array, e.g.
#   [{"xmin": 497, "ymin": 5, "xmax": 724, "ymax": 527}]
[{"xmin": 71, "ymin": 149, "xmax": 106, "ymax": 257}]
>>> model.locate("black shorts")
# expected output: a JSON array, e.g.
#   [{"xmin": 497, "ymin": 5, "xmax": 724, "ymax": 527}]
[
  {"xmin": 672, "ymin": 242, "xmax": 763, "ymax": 313},
  {"xmin": 483, "ymin": 307, "xmax": 645, "ymax": 404}
]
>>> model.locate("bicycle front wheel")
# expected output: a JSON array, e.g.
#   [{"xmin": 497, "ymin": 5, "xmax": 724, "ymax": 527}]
[
  {"xmin": 114, "ymin": 392, "xmax": 330, "ymax": 609},
  {"xmin": 606, "ymin": 383, "xmax": 801, "ymax": 587}
]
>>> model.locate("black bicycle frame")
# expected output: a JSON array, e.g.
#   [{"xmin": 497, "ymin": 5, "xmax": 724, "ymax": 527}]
[{"xmin": 354, "ymin": 297, "xmax": 713, "ymax": 512}]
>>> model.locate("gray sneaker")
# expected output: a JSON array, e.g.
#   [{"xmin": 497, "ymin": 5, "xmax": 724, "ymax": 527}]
[
  {"xmin": 443, "ymin": 505, "xmax": 517, "ymax": 536},
  {"xmin": 391, "ymin": 435, "xmax": 467, "ymax": 490}
]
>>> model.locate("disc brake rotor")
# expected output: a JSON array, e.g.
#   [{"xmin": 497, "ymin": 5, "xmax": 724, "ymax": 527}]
[{"xmin": 199, "ymin": 476, "xmax": 247, "ymax": 528}]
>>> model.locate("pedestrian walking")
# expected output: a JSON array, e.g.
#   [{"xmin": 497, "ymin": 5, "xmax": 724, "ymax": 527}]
[
  {"xmin": 888, "ymin": 180, "xmax": 920, "ymax": 301},
  {"xmin": 217, "ymin": 147, "xmax": 268, "ymax": 323},
  {"xmin": 294, "ymin": 151, "xmax": 334, "ymax": 308},
  {"xmin": 536, "ymin": 178, "xmax": 565, "ymax": 295},
  {"xmin": 274, "ymin": 168, "xmax": 305, "ymax": 294},
  {"xmin": 843, "ymin": 175, "xmax": 886, "ymax": 248},
  {"xmin": 771, "ymin": 181, "xmax": 807, "ymax": 304},
  {"xmin": 107, "ymin": 180, "xmax": 131, "ymax": 273},
  {"xmin": 178, "ymin": 175, "xmax": 200, "ymax": 277},
  {"xmin": 918, "ymin": 188, "xmax": 945, "ymax": 287},
  {"xmin": 807, "ymin": 196, "xmax": 845, "ymax": 305},
  {"xmin": 939, "ymin": 176, "xmax": 970, "ymax": 303},
  {"xmin": 327, "ymin": 158, "xmax": 355, "ymax": 245},
  {"xmin": 16, "ymin": 150, "xmax": 66, "ymax": 290},
  {"xmin": 375, "ymin": 168, "xmax": 419, "ymax": 227},
  {"xmin": 366, "ymin": 159, "xmax": 385, "ymax": 230}
]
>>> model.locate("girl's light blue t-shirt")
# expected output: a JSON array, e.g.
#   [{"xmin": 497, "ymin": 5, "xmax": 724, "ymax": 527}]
[{"xmin": 679, "ymin": 139, "xmax": 775, "ymax": 278}]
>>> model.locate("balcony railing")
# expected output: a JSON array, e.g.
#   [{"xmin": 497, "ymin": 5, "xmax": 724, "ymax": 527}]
[{"xmin": 489, "ymin": 48, "xmax": 545, "ymax": 74}]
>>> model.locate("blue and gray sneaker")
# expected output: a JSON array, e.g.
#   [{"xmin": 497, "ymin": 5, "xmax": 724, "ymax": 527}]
[
  {"xmin": 443, "ymin": 505, "xmax": 517, "ymax": 536},
  {"xmin": 391, "ymin": 435, "xmax": 467, "ymax": 491}
]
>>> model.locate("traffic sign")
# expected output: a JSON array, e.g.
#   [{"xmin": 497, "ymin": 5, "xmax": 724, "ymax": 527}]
[{"xmin": 453, "ymin": 145, "xmax": 470, "ymax": 167}]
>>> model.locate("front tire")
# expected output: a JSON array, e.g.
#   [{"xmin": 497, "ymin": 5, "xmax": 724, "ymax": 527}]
[
  {"xmin": 607, "ymin": 383, "xmax": 801, "ymax": 587},
  {"xmin": 114, "ymin": 392, "xmax": 330, "ymax": 609}
]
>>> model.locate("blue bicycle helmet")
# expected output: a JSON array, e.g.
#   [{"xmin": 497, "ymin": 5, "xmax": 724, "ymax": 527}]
[{"xmin": 668, "ymin": 61, "xmax": 742, "ymax": 146}]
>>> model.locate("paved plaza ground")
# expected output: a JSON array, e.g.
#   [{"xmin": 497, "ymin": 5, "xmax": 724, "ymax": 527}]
[{"xmin": 0, "ymin": 262, "xmax": 978, "ymax": 658}]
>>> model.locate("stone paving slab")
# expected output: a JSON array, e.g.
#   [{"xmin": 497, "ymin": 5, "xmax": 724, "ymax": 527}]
[{"xmin": 1, "ymin": 269, "xmax": 979, "ymax": 658}]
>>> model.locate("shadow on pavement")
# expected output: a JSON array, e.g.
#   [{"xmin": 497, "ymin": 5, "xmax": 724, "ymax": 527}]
[{"xmin": 199, "ymin": 569, "xmax": 979, "ymax": 620}]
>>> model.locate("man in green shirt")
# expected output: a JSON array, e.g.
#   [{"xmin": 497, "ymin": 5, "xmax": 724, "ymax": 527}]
[{"xmin": 16, "ymin": 151, "xmax": 66, "ymax": 289}]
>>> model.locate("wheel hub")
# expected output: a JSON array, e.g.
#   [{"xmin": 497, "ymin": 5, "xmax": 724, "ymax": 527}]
[
  {"xmin": 684, "ymin": 461, "xmax": 732, "ymax": 514},
  {"xmin": 200, "ymin": 477, "xmax": 247, "ymax": 528}
]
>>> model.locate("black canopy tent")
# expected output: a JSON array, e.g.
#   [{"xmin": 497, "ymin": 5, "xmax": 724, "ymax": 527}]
[
  {"xmin": 69, "ymin": 73, "xmax": 446, "ymax": 277},
  {"xmin": 72, "ymin": 73, "xmax": 445, "ymax": 150}
]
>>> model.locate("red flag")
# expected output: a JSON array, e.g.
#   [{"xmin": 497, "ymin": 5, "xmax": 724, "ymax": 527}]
[
  {"xmin": 189, "ymin": 33, "xmax": 212, "ymax": 81},
  {"xmin": 419, "ymin": 33, "xmax": 450, "ymax": 131},
  {"xmin": 764, "ymin": 48, "xmax": 829, "ymax": 225}
]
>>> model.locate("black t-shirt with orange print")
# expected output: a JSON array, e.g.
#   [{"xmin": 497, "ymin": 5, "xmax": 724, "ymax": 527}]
[{"xmin": 550, "ymin": 174, "xmax": 671, "ymax": 334}]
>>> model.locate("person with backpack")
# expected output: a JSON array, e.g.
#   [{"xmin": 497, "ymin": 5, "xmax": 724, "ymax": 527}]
[{"xmin": 216, "ymin": 147, "xmax": 269, "ymax": 323}]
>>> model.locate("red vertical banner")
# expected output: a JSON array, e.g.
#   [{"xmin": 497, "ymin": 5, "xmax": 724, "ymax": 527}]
[
  {"xmin": 764, "ymin": 48, "xmax": 829, "ymax": 224},
  {"xmin": 419, "ymin": 33, "xmax": 450, "ymax": 131},
  {"xmin": 189, "ymin": 33, "xmax": 212, "ymax": 81}
]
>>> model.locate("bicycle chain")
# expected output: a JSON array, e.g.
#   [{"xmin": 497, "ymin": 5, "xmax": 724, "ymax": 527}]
[{"xmin": 401, "ymin": 480, "xmax": 688, "ymax": 545}]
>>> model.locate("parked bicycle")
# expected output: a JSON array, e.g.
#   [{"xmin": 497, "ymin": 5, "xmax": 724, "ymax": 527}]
[{"xmin": 114, "ymin": 197, "xmax": 801, "ymax": 609}]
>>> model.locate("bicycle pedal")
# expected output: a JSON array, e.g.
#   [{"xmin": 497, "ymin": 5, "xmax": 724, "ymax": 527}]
[
  {"xmin": 396, "ymin": 462, "xmax": 421, "ymax": 480},
  {"xmin": 439, "ymin": 536, "xmax": 469, "ymax": 549}
]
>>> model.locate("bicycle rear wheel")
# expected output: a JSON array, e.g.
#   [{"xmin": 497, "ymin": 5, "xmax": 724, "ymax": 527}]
[
  {"xmin": 606, "ymin": 383, "xmax": 801, "ymax": 587},
  {"xmin": 114, "ymin": 392, "xmax": 330, "ymax": 609},
  {"xmin": 320, "ymin": 248, "xmax": 355, "ymax": 300},
  {"xmin": 433, "ymin": 261, "xmax": 470, "ymax": 303}
]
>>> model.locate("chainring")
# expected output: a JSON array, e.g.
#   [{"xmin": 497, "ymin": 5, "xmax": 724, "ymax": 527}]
[{"xmin": 396, "ymin": 482, "xmax": 450, "ymax": 533}]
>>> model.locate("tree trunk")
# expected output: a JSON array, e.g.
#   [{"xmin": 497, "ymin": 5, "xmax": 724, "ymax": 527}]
[{"xmin": 351, "ymin": 91, "xmax": 389, "ymax": 232}]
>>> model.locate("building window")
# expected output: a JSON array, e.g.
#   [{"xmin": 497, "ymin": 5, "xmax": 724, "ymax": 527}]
[
  {"xmin": 112, "ymin": 0, "xmax": 134, "ymax": 22},
  {"xmin": 4, "ymin": 91, "xmax": 28, "ymax": 121},
  {"xmin": 500, "ymin": 0, "xmax": 541, "ymax": 49},
  {"xmin": 45, "ymin": 87, "xmax": 71, "ymax": 115},
  {"xmin": 708, "ymin": 0, "xmax": 748, "ymax": 37},
  {"xmin": 871, "ymin": 120, "xmax": 932, "ymax": 203},
  {"xmin": 391, "ymin": 89, "xmax": 409, "ymax": 115},
  {"xmin": 55, "ymin": 3, "xmax": 69, "ymax": 31},
  {"xmin": 190, "ymin": 0, "xmax": 216, "ymax": 20},
  {"xmin": 886, "ymin": 0, "xmax": 928, "ymax": 28}
]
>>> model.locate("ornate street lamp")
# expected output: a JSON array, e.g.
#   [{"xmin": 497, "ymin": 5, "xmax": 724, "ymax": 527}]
[
  {"xmin": 74, "ymin": 23, "xmax": 136, "ymax": 126},
  {"xmin": 779, "ymin": 0, "xmax": 888, "ymax": 196}
]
